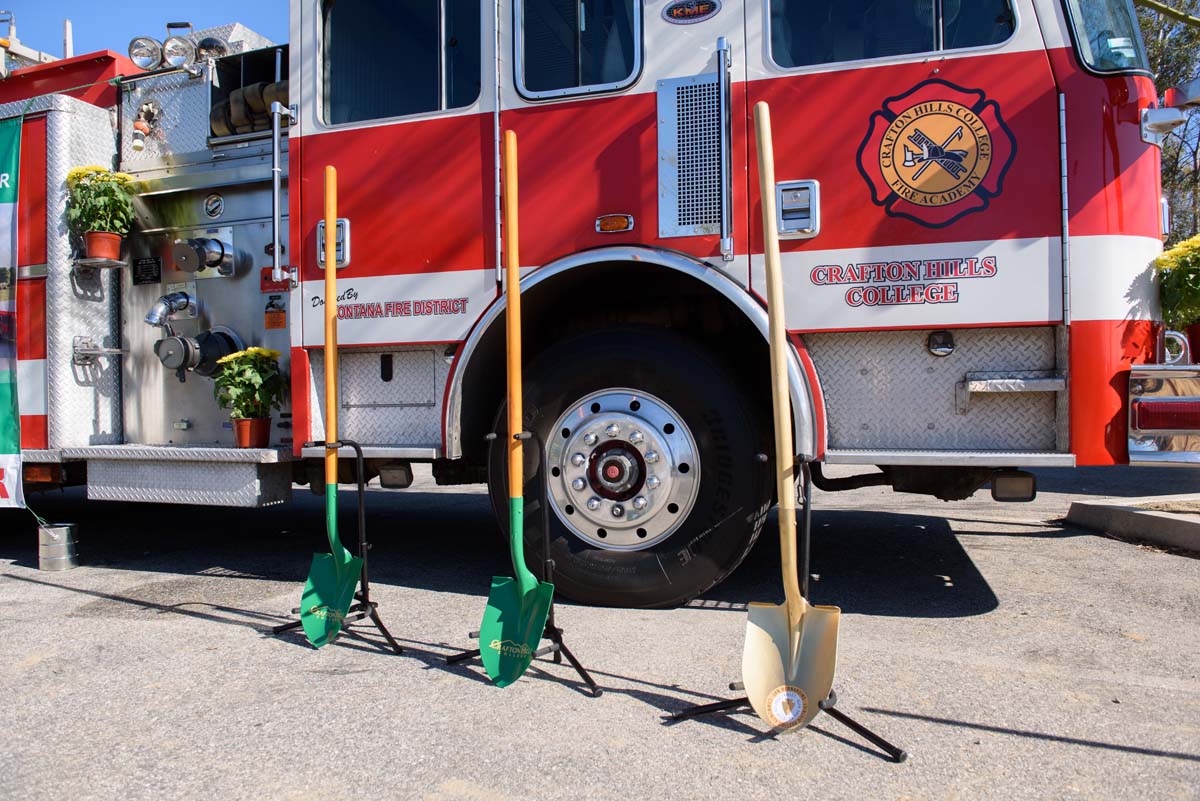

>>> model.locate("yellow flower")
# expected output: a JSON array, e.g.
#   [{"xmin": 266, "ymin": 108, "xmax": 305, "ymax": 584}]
[
  {"xmin": 66, "ymin": 165, "xmax": 109, "ymax": 188},
  {"xmin": 217, "ymin": 347, "xmax": 281, "ymax": 365},
  {"xmin": 216, "ymin": 349, "xmax": 248, "ymax": 364}
]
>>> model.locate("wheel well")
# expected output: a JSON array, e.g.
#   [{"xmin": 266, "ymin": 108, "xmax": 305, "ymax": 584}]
[{"xmin": 453, "ymin": 259, "xmax": 778, "ymax": 472}]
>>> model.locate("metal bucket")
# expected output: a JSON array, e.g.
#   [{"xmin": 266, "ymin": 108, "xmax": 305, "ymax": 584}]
[{"xmin": 38, "ymin": 524, "xmax": 79, "ymax": 571}]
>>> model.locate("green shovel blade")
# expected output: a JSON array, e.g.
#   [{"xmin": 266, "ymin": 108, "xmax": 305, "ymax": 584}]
[
  {"xmin": 478, "ymin": 575, "xmax": 554, "ymax": 687},
  {"xmin": 299, "ymin": 550, "xmax": 363, "ymax": 648},
  {"xmin": 299, "ymin": 483, "xmax": 363, "ymax": 649}
]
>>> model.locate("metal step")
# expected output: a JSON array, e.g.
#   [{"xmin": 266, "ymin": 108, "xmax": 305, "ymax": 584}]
[
  {"xmin": 955, "ymin": 370, "xmax": 1066, "ymax": 415},
  {"xmin": 824, "ymin": 449, "xmax": 1075, "ymax": 467},
  {"xmin": 61, "ymin": 445, "xmax": 295, "ymax": 507}
]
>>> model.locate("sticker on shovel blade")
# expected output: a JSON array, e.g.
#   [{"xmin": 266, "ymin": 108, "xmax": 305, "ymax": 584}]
[
  {"xmin": 765, "ymin": 685, "xmax": 809, "ymax": 730},
  {"xmin": 488, "ymin": 639, "xmax": 533, "ymax": 658}
]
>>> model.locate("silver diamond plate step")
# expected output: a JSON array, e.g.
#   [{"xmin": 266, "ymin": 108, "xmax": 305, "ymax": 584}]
[
  {"xmin": 64, "ymin": 445, "xmax": 296, "ymax": 507},
  {"xmin": 60, "ymin": 445, "xmax": 295, "ymax": 463},
  {"xmin": 824, "ymin": 449, "xmax": 1075, "ymax": 467}
]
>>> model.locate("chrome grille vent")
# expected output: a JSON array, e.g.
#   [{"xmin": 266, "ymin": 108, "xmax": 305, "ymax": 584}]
[{"xmin": 658, "ymin": 74, "xmax": 722, "ymax": 238}]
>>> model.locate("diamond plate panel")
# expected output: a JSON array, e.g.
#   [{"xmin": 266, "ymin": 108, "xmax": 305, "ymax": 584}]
[
  {"xmin": 119, "ymin": 25, "xmax": 278, "ymax": 171},
  {"xmin": 32, "ymin": 96, "xmax": 124, "ymax": 449},
  {"xmin": 87, "ymin": 459, "xmax": 291, "ymax": 507},
  {"xmin": 309, "ymin": 347, "xmax": 450, "ymax": 449},
  {"xmin": 121, "ymin": 68, "xmax": 214, "ymax": 168},
  {"xmin": 807, "ymin": 327, "xmax": 1059, "ymax": 451},
  {"xmin": 193, "ymin": 24, "xmax": 276, "ymax": 54},
  {"xmin": 61, "ymin": 445, "xmax": 292, "ymax": 463}
]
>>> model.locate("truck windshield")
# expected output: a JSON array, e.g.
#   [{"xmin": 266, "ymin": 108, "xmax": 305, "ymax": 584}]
[{"xmin": 1063, "ymin": 0, "xmax": 1150, "ymax": 73}]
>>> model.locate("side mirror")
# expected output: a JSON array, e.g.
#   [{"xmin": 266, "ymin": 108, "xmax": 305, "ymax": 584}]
[{"xmin": 1164, "ymin": 76, "xmax": 1200, "ymax": 110}]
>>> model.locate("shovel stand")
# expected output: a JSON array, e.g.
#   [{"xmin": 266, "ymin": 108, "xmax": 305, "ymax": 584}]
[
  {"xmin": 668, "ymin": 463, "xmax": 906, "ymax": 763},
  {"xmin": 445, "ymin": 430, "xmax": 602, "ymax": 698},
  {"xmin": 272, "ymin": 439, "xmax": 403, "ymax": 654}
]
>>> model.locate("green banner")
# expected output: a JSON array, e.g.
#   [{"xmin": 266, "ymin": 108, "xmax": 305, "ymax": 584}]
[{"xmin": 0, "ymin": 115, "xmax": 23, "ymax": 508}]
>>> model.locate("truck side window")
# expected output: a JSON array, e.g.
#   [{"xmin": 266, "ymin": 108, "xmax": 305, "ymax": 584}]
[
  {"xmin": 517, "ymin": 0, "xmax": 641, "ymax": 97},
  {"xmin": 323, "ymin": 0, "xmax": 481, "ymax": 125},
  {"xmin": 1062, "ymin": 0, "xmax": 1150, "ymax": 74},
  {"xmin": 770, "ymin": 0, "xmax": 1014, "ymax": 69}
]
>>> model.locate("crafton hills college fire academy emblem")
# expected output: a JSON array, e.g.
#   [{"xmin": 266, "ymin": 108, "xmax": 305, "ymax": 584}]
[{"xmin": 857, "ymin": 79, "xmax": 1016, "ymax": 228}]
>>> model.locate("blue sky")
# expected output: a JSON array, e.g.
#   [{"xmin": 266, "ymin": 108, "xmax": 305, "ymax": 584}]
[{"xmin": 7, "ymin": 1, "xmax": 288, "ymax": 59}]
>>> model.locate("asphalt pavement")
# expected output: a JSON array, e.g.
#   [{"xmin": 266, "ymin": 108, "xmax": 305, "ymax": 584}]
[{"xmin": 0, "ymin": 465, "xmax": 1197, "ymax": 801}]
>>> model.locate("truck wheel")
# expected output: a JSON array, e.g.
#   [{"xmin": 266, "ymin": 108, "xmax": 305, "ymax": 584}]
[{"xmin": 487, "ymin": 329, "xmax": 773, "ymax": 608}]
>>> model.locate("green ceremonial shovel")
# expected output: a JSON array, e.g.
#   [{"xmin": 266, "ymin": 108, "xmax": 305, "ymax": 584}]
[
  {"xmin": 477, "ymin": 131, "xmax": 554, "ymax": 686},
  {"xmin": 479, "ymin": 499, "xmax": 555, "ymax": 686},
  {"xmin": 299, "ymin": 165, "xmax": 363, "ymax": 649}
]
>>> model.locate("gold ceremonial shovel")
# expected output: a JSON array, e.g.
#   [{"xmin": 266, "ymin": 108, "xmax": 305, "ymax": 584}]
[
  {"xmin": 740, "ymin": 101, "xmax": 840, "ymax": 732},
  {"xmin": 671, "ymin": 104, "xmax": 906, "ymax": 760}
]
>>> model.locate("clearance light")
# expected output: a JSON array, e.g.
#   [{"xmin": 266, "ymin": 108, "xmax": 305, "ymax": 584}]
[
  {"xmin": 1133, "ymin": 400, "xmax": 1200, "ymax": 431},
  {"xmin": 128, "ymin": 36, "xmax": 163, "ymax": 70},
  {"xmin": 596, "ymin": 214, "xmax": 634, "ymax": 233}
]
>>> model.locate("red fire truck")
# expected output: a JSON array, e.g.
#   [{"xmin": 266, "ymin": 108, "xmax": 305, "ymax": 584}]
[{"xmin": 5, "ymin": 1, "xmax": 1198, "ymax": 607}]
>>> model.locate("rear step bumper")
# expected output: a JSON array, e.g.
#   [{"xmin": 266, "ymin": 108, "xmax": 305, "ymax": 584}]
[{"xmin": 60, "ymin": 445, "xmax": 296, "ymax": 507}]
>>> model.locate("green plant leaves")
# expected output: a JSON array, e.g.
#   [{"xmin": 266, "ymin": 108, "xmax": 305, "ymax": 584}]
[
  {"xmin": 212, "ymin": 349, "xmax": 287, "ymax": 420},
  {"xmin": 65, "ymin": 167, "xmax": 136, "ymax": 237}
]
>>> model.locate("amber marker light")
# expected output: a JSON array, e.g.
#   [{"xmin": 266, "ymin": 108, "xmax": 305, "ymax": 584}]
[{"xmin": 596, "ymin": 214, "xmax": 635, "ymax": 233}]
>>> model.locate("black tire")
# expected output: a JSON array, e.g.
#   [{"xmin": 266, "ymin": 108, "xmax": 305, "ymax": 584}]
[{"xmin": 487, "ymin": 329, "xmax": 773, "ymax": 608}]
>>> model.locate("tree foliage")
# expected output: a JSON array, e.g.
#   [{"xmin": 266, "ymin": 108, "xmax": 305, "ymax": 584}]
[{"xmin": 1138, "ymin": 0, "xmax": 1200, "ymax": 243}]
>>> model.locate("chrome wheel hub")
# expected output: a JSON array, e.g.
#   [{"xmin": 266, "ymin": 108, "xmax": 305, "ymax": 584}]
[{"xmin": 546, "ymin": 389, "xmax": 700, "ymax": 550}]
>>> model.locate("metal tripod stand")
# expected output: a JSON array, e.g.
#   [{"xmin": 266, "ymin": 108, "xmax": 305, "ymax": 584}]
[
  {"xmin": 445, "ymin": 430, "xmax": 601, "ymax": 697},
  {"xmin": 272, "ymin": 439, "xmax": 402, "ymax": 654},
  {"xmin": 669, "ymin": 463, "xmax": 906, "ymax": 762}
]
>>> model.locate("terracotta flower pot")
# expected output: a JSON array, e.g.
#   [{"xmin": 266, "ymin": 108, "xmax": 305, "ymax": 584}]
[
  {"xmin": 85, "ymin": 231, "xmax": 123, "ymax": 260},
  {"xmin": 233, "ymin": 417, "xmax": 271, "ymax": 448}
]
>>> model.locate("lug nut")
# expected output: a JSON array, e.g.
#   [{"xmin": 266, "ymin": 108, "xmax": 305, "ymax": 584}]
[
  {"xmin": 584, "ymin": 433, "xmax": 598, "ymax": 446},
  {"xmin": 645, "ymin": 451, "xmax": 660, "ymax": 464},
  {"xmin": 571, "ymin": 478, "xmax": 587, "ymax": 491},
  {"xmin": 571, "ymin": 453, "xmax": 586, "ymax": 467},
  {"xmin": 632, "ymin": 496, "xmax": 648, "ymax": 510},
  {"xmin": 605, "ymin": 423, "xmax": 621, "ymax": 438},
  {"xmin": 646, "ymin": 476, "xmax": 661, "ymax": 490},
  {"xmin": 629, "ymin": 431, "xmax": 644, "ymax": 444},
  {"xmin": 586, "ymin": 497, "xmax": 602, "ymax": 511},
  {"xmin": 611, "ymin": 504, "xmax": 625, "ymax": 518}
]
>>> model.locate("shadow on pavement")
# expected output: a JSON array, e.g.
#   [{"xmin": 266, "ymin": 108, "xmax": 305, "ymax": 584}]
[
  {"xmin": 695, "ymin": 509, "xmax": 999, "ymax": 618},
  {"xmin": 864, "ymin": 707, "xmax": 1200, "ymax": 763},
  {"xmin": 1, "ymin": 487, "xmax": 997, "ymax": 618}
]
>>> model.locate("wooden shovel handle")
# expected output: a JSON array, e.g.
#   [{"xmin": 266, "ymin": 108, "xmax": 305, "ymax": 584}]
[
  {"xmin": 503, "ymin": 131, "xmax": 522, "ymax": 502},
  {"xmin": 502, "ymin": 131, "xmax": 537, "ymax": 594},
  {"xmin": 324, "ymin": 166, "xmax": 338, "ymax": 481},
  {"xmin": 754, "ymin": 102, "xmax": 805, "ymax": 628}
]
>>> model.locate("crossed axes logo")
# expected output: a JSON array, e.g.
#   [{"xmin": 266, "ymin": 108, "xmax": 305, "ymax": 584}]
[{"xmin": 858, "ymin": 79, "xmax": 1016, "ymax": 228}]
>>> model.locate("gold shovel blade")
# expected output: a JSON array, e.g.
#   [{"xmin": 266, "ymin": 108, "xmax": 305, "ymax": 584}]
[{"xmin": 742, "ymin": 599, "xmax": 841, "ymax": 731}]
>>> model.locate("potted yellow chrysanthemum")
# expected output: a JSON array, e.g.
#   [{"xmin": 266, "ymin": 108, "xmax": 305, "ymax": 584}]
[
  {"xmin": 65, "ymin": 166, "xmax": 136, "ymax": 260},
  {"xmin": 212, "ymin": 347, "xmax": 287, "ymax": 448},
  {"xmin": 1156, "ymin": 234, "xmax": 1200, "ymax": 358}
]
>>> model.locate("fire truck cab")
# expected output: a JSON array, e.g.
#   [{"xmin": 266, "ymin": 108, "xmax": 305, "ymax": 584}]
[{"xmin": 7, "ymin": 0, "xmax": 1198, "ymax": 607}]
